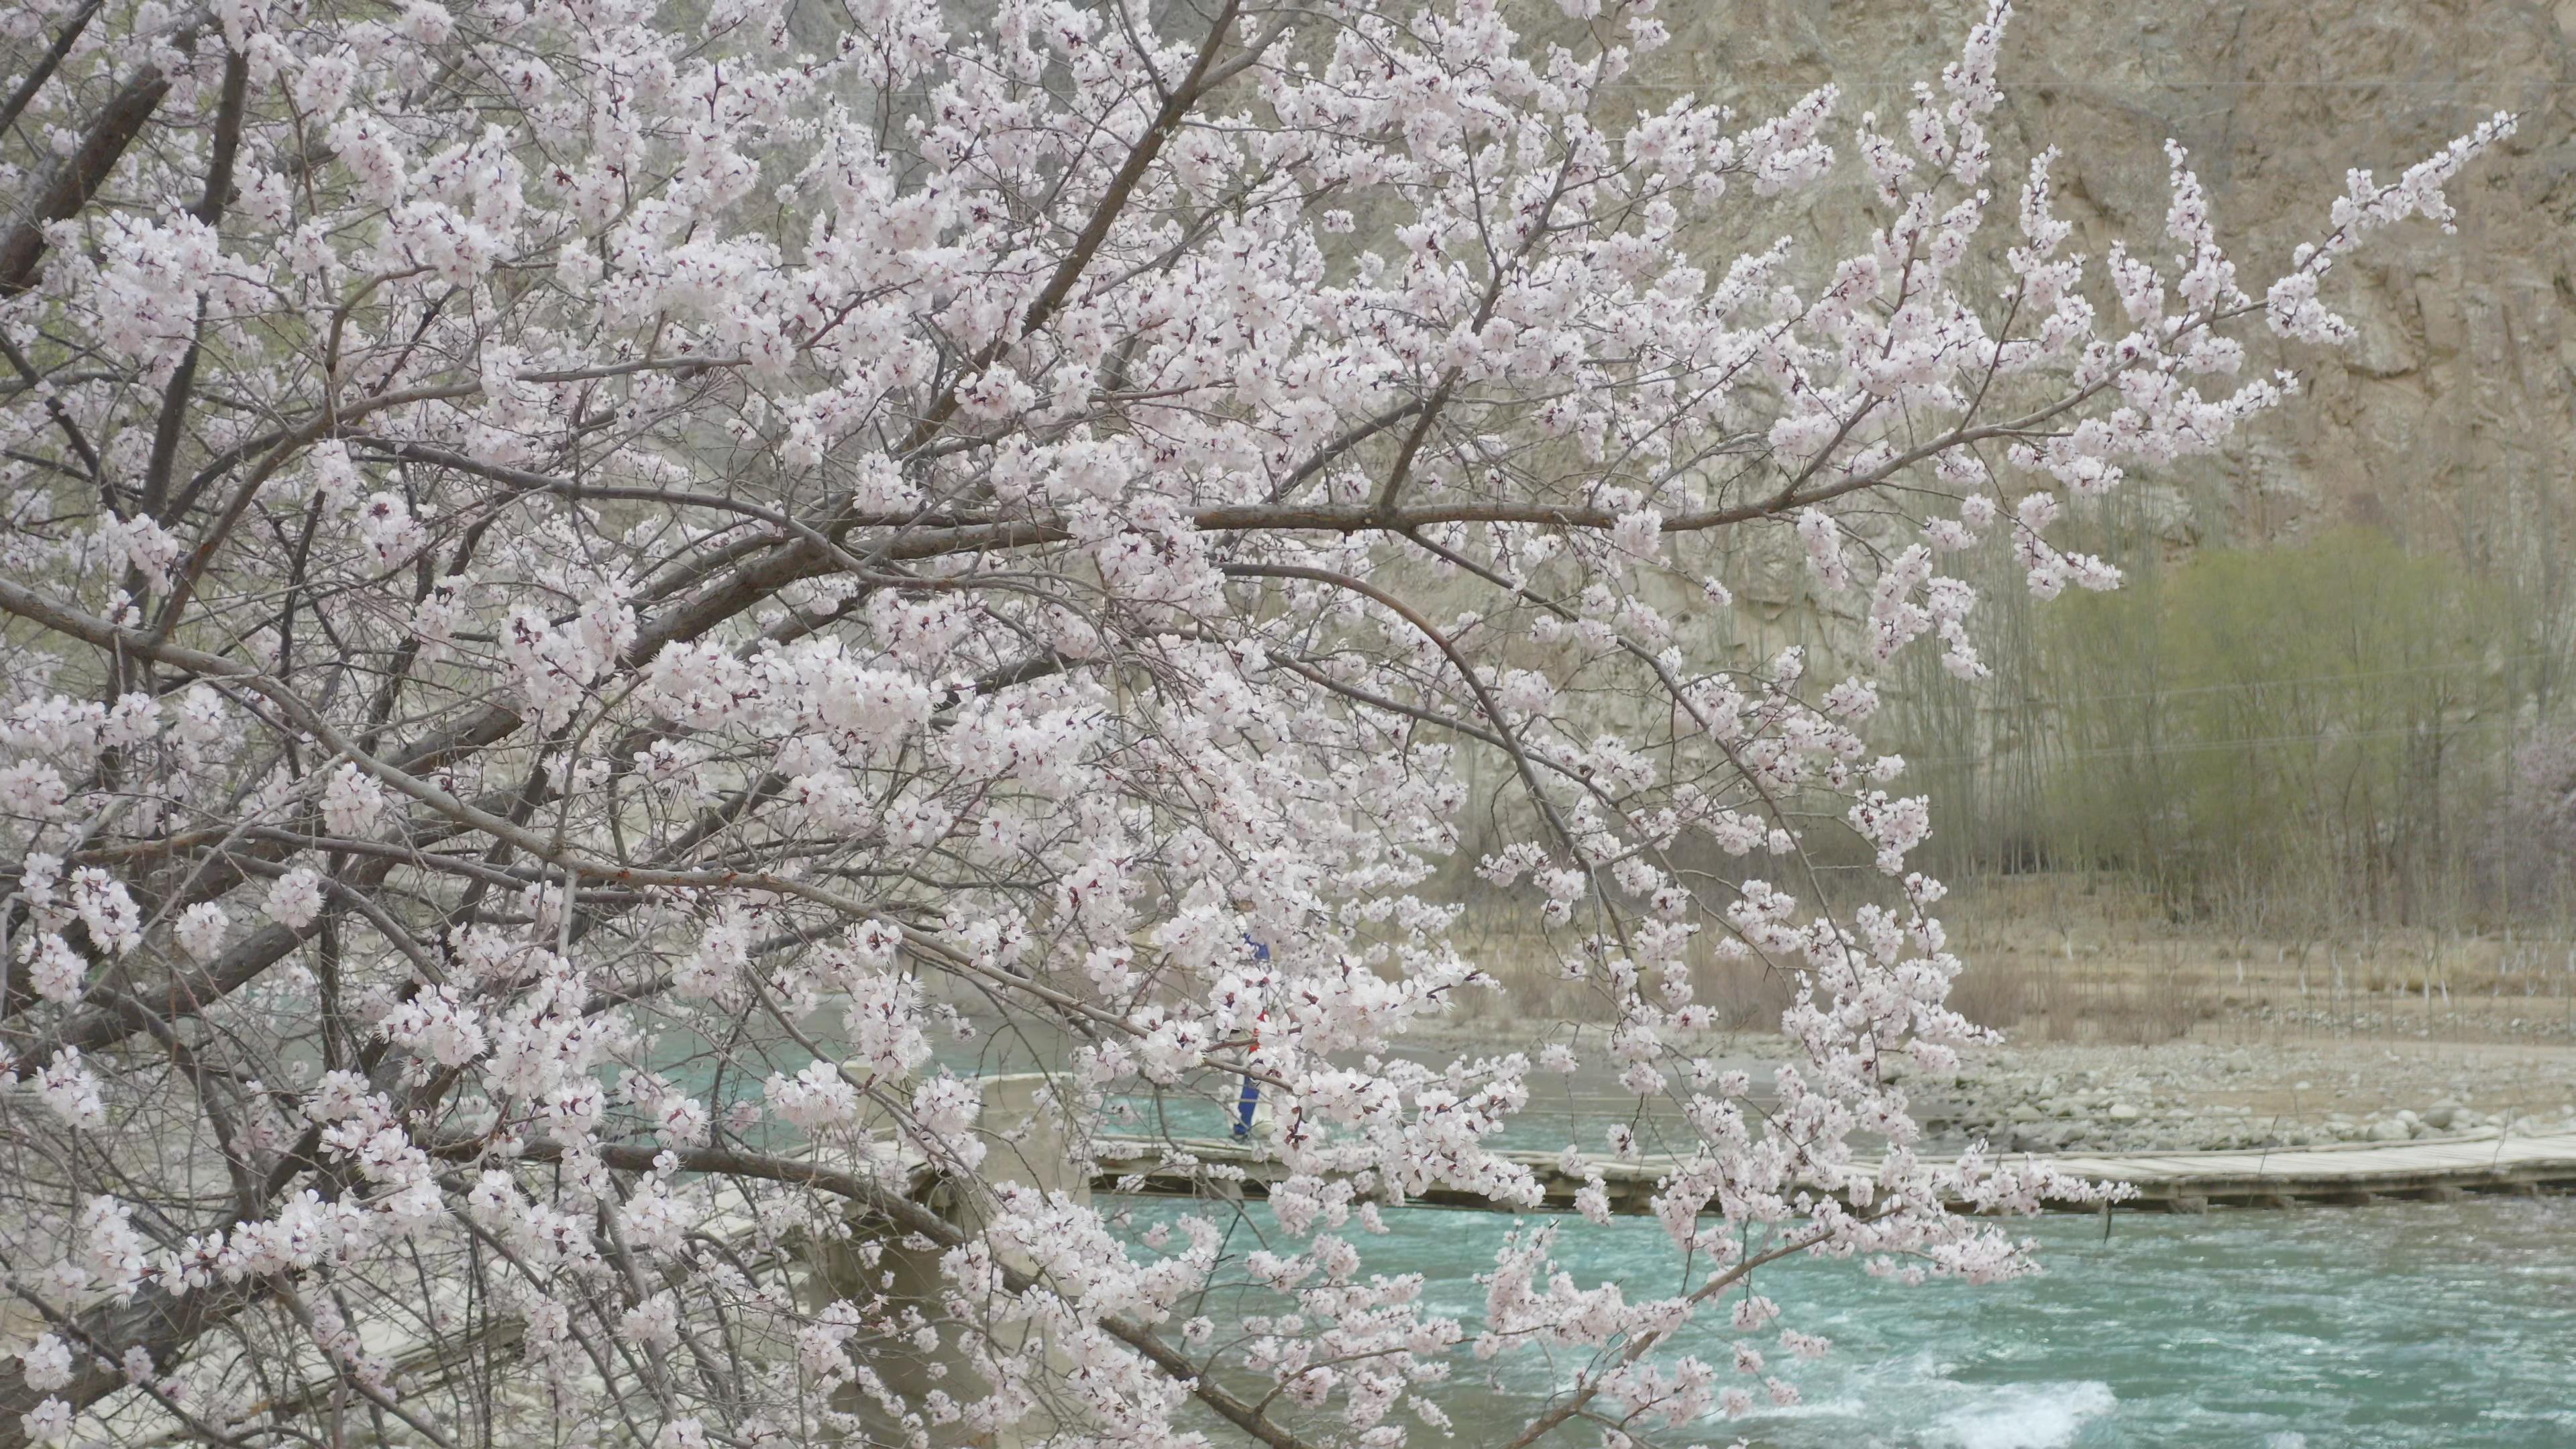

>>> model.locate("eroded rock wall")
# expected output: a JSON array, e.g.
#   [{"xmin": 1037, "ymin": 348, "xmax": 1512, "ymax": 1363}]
[{"xmin": 1631, "ymin": 0, "xmax": 2575, "ymax": 560}]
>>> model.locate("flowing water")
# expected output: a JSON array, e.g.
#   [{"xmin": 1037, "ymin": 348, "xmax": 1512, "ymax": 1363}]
[
  {"xmin": 1120, "ymin": 1194, "xmax": 2576, "ymax": 1448},
  {"xmin": 686, "ymin": 1032, "xmax": 2572, "ymax": 1442}
]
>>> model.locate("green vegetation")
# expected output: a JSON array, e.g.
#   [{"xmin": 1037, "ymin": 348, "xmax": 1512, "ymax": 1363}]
[{"xmin": 1893, "ymin": 529, "xmax": 2565, "ymax": 932}]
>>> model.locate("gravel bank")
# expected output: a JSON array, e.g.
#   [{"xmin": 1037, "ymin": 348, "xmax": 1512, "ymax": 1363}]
[{"xmin": 1904, "ymin": 1038, "xmax": 2576, "ymax": 1155}]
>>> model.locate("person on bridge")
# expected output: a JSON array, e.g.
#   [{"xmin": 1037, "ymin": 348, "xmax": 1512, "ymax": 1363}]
[{"xmin": 1234, "ymin": 934, "xmax": 1269, "ymax": 1140}]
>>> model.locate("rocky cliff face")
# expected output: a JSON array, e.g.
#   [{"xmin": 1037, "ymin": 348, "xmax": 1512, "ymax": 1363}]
[
  {"xmin": 1417, "ymin": 3, "xmax": 2576, "ymax": 895},
  {"xmin": 1637, "ymin": 0, "xmax": 2574, "ymax": 565}
]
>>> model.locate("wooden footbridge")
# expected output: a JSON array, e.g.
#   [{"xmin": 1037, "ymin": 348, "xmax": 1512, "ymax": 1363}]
[{"xmin": 1090, "ymin": 1130, "xmax": 2576, "ymax": 1214}]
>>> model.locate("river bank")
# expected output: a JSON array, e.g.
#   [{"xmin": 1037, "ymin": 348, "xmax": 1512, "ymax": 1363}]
[
  {"xmin": 1913, "ymin": 1036, "xmax": 2576, "ymax": 1155},
  {"xmin": 1383, "ymin": 1019, "xmax": 2576, "ymax": 1157}
]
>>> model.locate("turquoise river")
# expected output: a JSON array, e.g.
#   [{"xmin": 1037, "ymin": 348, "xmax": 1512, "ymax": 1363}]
[{"xmin": 1116, "ymin": 1193, "xmax": 2575, "ymax": 1448}]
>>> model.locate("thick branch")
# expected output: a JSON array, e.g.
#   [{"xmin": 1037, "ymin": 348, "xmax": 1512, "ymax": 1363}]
[
  {"xmin": 0, "ymin": 0, "xmax": 105, "ymax": 144},
  {"xmin": 573, "ymin": 1142, "xmax": 1329, "ymax": 1449},
  {"xmin": 0, "ymin": 12, "xmax": 210, "ymax": 297}
]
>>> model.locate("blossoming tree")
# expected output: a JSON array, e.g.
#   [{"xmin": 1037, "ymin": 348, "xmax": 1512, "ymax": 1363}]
[{"xmin": 0, "ymin": 0, "xmax": 2510, "ymax": 1444}]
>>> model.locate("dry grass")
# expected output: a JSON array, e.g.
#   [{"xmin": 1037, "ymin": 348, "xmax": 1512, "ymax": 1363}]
[
  {"xmin": 1941, "ymin": 874, "xmax": 2576, "ymax": 1043},
  {"xmin": 1439, "ymin": 873, "xmax": 2576, "ymax": 1044},
  {"xmin": 1944, "ymin": 953, "xmax": 2217, "ymax": 1045}
]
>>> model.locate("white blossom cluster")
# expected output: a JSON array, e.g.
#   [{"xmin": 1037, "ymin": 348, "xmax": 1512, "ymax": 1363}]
[{"xmin": 0, "ymin": 0, "xmax": 2506, "ymax": 1446}]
